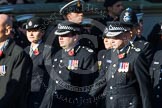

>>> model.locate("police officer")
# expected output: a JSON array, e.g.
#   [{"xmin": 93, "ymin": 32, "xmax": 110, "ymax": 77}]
[
  {"xmin": 101, "ymin": 20, "xmax": 153, "ymax": 108},
  {"xmin": 25, "ymin": 17, "xmax": 50, "ymax": 108},
  {"xmin": 98, "ymin": 7, "xmax": 153, "ymax": 73},
  {"xmin": 44, "ymin": 0, "xmax": 88, "ymax": 56},
  {"xmin": 92, "ymin": 8, "xmax": 154, "ymax": 107},
  {"xmin": 97, "ymin": 35, "xmax": 112, "ymax": 71},
  {"xmin": 40, "ymin": 20, "xmax": 98, "ymax": 108},
  {"xmin": 150, "ymin": 26, "xmax": 162, "ymax": 108},
  {"xmin": 59, "ymin": 0, "xmax": 84, "ymax": 24},
  {"xmin": 147, "ymin": 22, "xmax": 162, "ymax": 52},
  {"xmin": 60, "ymin": 0, "xmax": 99, "ymax": 52},
  {"xmin": 119, "ymin": 8, "xmax": 154, "ymax": 66},
  {"xmin": 0, "ymin": 14, "xmax": 32, "ymax": 108}
]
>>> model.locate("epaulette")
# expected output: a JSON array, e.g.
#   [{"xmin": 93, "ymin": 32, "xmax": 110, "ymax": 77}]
[
  {"xmin": 130, "ymin": 42, "xmax": 141, "ymax": 52},
  {"xmin": 82, "ymin": 46, "xmax": 94, "ymax": 53},
  {"xmin": 86, "ymin": 47, "xmax": 94, "ymax": 53},
  {"xmin": 144, "ymin": 41, "xmax": 148, "ymax": 45},
  {"xmin": 136, "ymin": 40, "xmax": 149, "ymax": 46},
  {"xmin": 133, "ymin": 47, "xmax": 141, "ymax": 52}
]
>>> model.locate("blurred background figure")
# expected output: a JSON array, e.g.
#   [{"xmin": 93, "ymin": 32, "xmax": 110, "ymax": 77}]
[
  {"xmin": 59, "ymin": 0, "xmax": 84, "ymax": 24},
  {"xmin": 134, "ymin": 12, "xmax": 146, "ymax": 41},
  {"xmin": 147, "ymin": 22, "xmax": 162, "ymax": 52},
  {"xmin": 101, "ymin": 0, "xmax": 124, "ymax": 25},
  {"xmin": 149, "ymin": 22, "xmax": 162, "ymax": 108}
]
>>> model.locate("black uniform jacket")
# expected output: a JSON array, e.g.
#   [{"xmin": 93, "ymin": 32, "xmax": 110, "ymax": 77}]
[
  {"xmin": 150, "ymin": 50, "xmax": 162, "ymax": 108},
  {"xmin": 93, "ymin": 43, "xmax": 153, "ymax": 108},
  {"xmin": 0, "ymin": 39, "xmax": 32, "ymax": 108},
  {"xmin": 40, "ymin": 45, "xmax": 98, "ymax": 108},
  {"xmin": 25, "ymin": 42, "xmax": 50, "ymax": 108}
]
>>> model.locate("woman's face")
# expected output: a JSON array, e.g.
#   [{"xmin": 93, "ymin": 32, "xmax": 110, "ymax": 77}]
[{"xmin": 26, "ymin": 29, "xmax": 44, "ymax": 43}]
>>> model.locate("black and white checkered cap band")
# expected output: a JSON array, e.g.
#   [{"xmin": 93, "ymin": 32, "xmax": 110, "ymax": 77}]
[
  {"xmin": 58, "ymin": 24, "xmax": 80, "ymax": 31},
  {"xmin": 55, "ymin": 23, "xmax": 80, "ymax": 35},
  {"xmin": 108, "ymin": 24, "xmax": 130, "ymax": 32},
  {"xmin": 104, "ymin": 24, "xmax": 131, "ymax": 37},
  {"xmin": 58, "ymin": 24, "xmax": 75, "ymax": 31}
]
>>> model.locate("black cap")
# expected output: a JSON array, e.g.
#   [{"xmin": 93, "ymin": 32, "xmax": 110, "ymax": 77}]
[
  {"xmin": 104, "ymin": 21, "xmax": 131, "ymax": 37},
  {"xmin": 60, "ymin": 0, "xmax": 84, "ymax": 16},
  {"xmin": 26, "ymin": 17, "xmax": 45, "ymax": 30},
  {"xmin": 119, "ymin": 8, "xmax": 138, "ymax": 26},
  {"xmin": 104, "ymin": 0, "xmax": 121, "ymax": 7},
  {"xmin": 55, "ymin": 21, "xmax": 81, "ymax": 36}
]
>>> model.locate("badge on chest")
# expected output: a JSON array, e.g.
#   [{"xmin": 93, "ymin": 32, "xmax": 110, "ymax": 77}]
[
  {"xmin": 118, "ymin": 62, "xmax": 129, "ymax": 73},
  {"xmin": 0, "ymin": 65, "xmax": 6, "ymax": 76},
  {"xmin": 68, "ymin": 60, "xmax": 79, "ymax": 70}
]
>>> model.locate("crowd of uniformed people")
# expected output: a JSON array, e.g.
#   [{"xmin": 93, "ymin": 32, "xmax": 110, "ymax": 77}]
[{"xmin": 0, "ymin": 0, "xmax": 162, "ymax": 108}]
